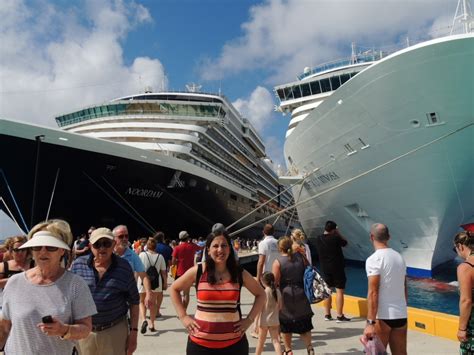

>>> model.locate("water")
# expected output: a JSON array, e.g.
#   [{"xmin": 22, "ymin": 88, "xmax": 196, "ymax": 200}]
[{"xmin": 344, "ymin": 260, "xmax": 460, "ymax": 315}]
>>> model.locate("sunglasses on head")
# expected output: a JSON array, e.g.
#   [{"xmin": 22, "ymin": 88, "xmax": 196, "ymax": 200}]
[
  {"xmin": 93, "ymin": 239, "xmax": 113, "ymax": 249},
  {"xmin": 31, "ymin": 246, "xmax": 59, "ymax": 252}
]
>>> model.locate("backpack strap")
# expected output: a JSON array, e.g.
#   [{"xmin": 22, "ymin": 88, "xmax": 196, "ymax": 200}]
[
  {"xmin": 464, "ymin": 261, "xmax": 474, "ymax": 267},
  {"xmin": 145, "ymin": 252, "xmax": 158, "ymax": 267}
]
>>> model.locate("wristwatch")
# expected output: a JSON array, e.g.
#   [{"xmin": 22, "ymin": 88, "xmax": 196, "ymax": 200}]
[{"xmin": 366, "ymin": 319, "xmax": 376, "ymax": 325}]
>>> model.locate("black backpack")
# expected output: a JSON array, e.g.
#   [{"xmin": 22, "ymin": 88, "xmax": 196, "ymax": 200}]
[{"xmin": 145, "ymin": 253, "xmax": 160, "ymax": 289}]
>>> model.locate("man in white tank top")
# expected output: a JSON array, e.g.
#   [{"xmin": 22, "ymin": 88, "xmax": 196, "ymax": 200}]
[{"xmin": 363, "ymin": 223, "xmax": 407, "ymax": 355}]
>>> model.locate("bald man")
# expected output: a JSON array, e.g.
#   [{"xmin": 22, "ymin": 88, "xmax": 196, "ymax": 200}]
[{"xmin": 363, "ymin": 223, "xmax": 407, "ymax": 355}]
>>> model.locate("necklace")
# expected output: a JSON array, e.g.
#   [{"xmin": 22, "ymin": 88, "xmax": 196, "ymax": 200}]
[{"xmin": 215, "ymin": 271, "xmax": 227, "ymax": 282}]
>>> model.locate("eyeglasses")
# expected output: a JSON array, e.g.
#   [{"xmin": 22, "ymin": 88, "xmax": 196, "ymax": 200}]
[
  {"xmin": 31, "ymin": 246, "xmax": 59, "ymax": 252},
  {"xmin": 92, "ymin": 239, "xmax": 113, "ymax": 249},
  {"xmin": 116, "ymin": 234, "xmax": 128, "ymax": 240},
  {"xmin": 12, "ymin": 248, "xmax": 27, "ymax": 252}
]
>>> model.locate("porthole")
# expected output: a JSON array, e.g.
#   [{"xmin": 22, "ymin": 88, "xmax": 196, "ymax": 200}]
[{"xmin": 410, "ymin": 120, "xmax": 420, "ymax": 128}]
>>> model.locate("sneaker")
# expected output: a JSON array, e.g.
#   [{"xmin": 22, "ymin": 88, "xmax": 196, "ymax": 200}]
[
  {"xmin": 324, "ymin": 314, "xmax": 333, "ymax": 321},
  {"xmin": 336, "ymin": 315, "xmax": 351, "ymax": 322}
]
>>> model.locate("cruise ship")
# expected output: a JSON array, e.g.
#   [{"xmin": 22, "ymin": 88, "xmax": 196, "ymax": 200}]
[
  {"xmin": 0, "ymin": 85, "xmax": 296, "ymax": 239},
  {"xmin": 274, "ymin": 5, "xmax": 474, "ymax": 277}
]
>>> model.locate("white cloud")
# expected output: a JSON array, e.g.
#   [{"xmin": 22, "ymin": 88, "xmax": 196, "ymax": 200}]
[
  {"xmin": 232, "ymin": 86, "xmax": 274, "ymax": 132},
  {"xmin": 200, "ymin": 0, "xmax": 454, "ymax": 85},
  {"xmin": 0, "ymin": 0, "xmax": 166, "ymax": 126}
]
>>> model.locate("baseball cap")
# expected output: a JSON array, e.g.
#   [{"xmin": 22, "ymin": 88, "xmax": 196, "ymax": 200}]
[
  {"xmin": 179, "ymin": 231, "xmax": 190, "ymax": 240},
  {"xmin": 211, "ymin": 223, "xmax": 226, "ymax": 234},
  {"xmin": 89, "ymin": 227, "xmax": 114, "ymax": 245}
]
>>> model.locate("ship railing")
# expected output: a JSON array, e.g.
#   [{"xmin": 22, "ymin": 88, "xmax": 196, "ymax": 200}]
[
  {"xmin": 56, "ymin": 105, "xmax": 225, "ymax": 128},
  {"xmin": 296, "ymin": 37, "xmax": 435, "ymax": 80}
]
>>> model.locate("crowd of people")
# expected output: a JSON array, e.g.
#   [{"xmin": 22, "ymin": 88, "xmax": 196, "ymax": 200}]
[{"xmin": 0, "ymin": 219, "xmax": 471, "ymax": 354}]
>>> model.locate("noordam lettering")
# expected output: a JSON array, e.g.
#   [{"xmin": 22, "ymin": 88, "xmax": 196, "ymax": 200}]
[{"xmin": 126, "ymin": 187, "xmax": 164, "ymax": 199}]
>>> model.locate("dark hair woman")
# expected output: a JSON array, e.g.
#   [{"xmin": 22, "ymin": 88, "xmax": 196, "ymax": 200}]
[
  {"xmin": 170, "ymin": 231, "xmax": 264, "ymax": 354},
  {"xmin": 454, "ymin": 230, "xmax": 474, "ymax": 354},
  {"xmin": 272, "ymin": 236, "xmax": 314, "ymax": 355}
]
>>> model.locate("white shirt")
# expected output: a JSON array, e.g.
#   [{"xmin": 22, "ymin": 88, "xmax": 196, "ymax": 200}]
[
  {"xmin": 366, "ymin": 248, "xmax": 407, "ymax": 319},
  {"xmin": 258, "ymin": 235, "xmax": 279, "ymax": 273}
]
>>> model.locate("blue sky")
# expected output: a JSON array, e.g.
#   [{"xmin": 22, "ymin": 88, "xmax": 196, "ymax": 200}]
[{"xmin": 0, "ymin": 0, "xmax": 456, "ymax": 167}]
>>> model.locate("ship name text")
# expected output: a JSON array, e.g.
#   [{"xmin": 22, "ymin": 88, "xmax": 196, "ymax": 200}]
[
  {"xmin": 126, "ymin": 187, "xmax": 164, "ymax": 199},
  {"xmin": 305, "ymin": 171, "xmax": 340, "ymax": 188}
]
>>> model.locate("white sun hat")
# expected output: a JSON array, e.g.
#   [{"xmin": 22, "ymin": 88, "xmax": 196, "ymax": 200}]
[{"xmin": 20, "ymin": 230, "xmax": 70, "ymax": 251}]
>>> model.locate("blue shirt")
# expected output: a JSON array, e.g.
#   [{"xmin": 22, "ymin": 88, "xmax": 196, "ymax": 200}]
[
  {"xmin": 120, "ymin": 247, "xmax": 145, "ymax": 272},
  {"xmin": 156, "ymin": 242, "xmax": 173, "ymax": 264},
  {"xmin": 70, "ymin": 254, "xmax": 139, "ymax": 326}
]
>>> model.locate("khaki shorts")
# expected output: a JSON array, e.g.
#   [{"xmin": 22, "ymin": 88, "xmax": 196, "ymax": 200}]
[{"xmin": 78, "ymin": 318, "xmax": 128, "ymax": 355}]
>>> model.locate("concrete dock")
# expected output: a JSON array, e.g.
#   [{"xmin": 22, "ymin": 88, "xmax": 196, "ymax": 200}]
[{"xmin": 135, "ymin": 283, "xmax": 458, "ymax": 354}]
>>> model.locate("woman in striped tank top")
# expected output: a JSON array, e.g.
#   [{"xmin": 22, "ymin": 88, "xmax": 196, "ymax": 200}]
[{"xmin": 170, "ymin": 230, "xmax": 265, "ymax": 354}]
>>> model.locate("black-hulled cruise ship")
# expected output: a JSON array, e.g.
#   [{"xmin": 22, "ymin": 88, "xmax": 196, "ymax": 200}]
[{"xmin": 0, "ymin": 85, "xmax": 297, "ymax": 238}]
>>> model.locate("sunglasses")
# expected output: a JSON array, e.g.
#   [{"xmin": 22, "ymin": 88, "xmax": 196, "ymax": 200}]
[
  {"xmin": 12, "ymin": 248, "xmax": 27, "ymax": 252},
  {"xmin": 31, "ymin": 246, "xmax": 59, "ymax": 252},
  {"xmin": 93, "ymin": 239, "xmax": 113, "ymax": 249},
  {"xmin": 116, "ymin": 234, "xmax": 128, "ymax": 240}
]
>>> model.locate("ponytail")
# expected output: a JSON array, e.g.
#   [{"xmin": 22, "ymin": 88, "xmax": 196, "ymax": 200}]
[{"xmin": 262, "ymin": 272, "xmax": 278, "ymax": 302}]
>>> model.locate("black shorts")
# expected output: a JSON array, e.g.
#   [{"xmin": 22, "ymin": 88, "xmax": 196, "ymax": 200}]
[
  {"xmin": 321, "ymin": 268, "xmax": 346, "ymax": 289},
  {"xmin": 186, "ymin": 335, "xmax": 249, "ymax": 354},
  {"xmin": 380, "ymin": 318, "xmax": 407, "ymax": 329}
]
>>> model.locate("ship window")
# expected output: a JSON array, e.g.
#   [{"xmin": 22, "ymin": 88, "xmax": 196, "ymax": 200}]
[
  {"xmin": 330, "ymin": 76, "xmax": 341, "ymax": 90},
  {"xmin": 426, "ymin": 112, "xmax": 439, "ymax": 125},
  {"xmin": 350, "ymin": 72, "xmax": 358, "ymax": 78},
  {"xmin": 277, "ymin": 89, "xmax": 285, "ymax": 100},
  {"xmin": 340, "ymin": 73, "xmax": 350, "ymax": 85},
  {"xmin": 230, "ymin": 194, "xmax": 237, "ymax": 201},
  {"xmin": 310, "ymin": 81, "xmax": 321, "ymax": 94},
  {"xmin": 320, "ymin": 78, "xmax": 331, "ymax": 92},
  {"xmin": 283, "ymin": 87, "xmax": 293, "ymax": 100},
  {"xmin": 292, "ymin": 85, "xmax": 302, "ymax": 99},
  {"xmin": 301, "ymin": 83, "xmax": 311, "ymax": 97}
]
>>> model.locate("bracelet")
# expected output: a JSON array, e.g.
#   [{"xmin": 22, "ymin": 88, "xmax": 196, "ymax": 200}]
[
  {"xmin": 60, "ymin": 325, "xmax": 71, "ymax": 340},
  {"xmin": 459, "ymin": 328, "xmax": 467, "ymax": 331},
  {"xmin": 130, "ymin": 328, "xmax": 138, "ymax": 332}
]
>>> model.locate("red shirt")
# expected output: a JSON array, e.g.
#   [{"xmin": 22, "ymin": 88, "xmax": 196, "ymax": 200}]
[{"xmin": 172, "ymin": 242, "xmax": 201, "ymax": 276}]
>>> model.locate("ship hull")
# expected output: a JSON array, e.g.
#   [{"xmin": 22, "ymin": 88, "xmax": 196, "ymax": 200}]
[
  {"xmin": 0, "ymin": 120, "xmax": 290, "ymax": 241},
  {"xmin": 284, "ymin": 34, "xmax": 474, "ymax": 277}
]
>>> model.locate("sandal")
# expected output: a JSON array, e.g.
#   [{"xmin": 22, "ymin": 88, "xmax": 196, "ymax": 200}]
[
  {"xmin": 140, "ymin": 320, "xmax": 148, "ymax": 334},
  {"xmin": 283, "ymin": 350, "xmax": 293, "ymax": 355},
  {"xmin": 307, "ymin": 346, "xmax": 315, "ymax": 355}
]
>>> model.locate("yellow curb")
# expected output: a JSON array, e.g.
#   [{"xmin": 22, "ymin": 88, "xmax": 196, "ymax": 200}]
[{"xmin": 314, "ymin": 294, "xmax": 458, "ymax": 341}]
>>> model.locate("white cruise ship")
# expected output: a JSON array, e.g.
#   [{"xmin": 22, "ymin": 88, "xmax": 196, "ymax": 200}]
[
  {"xmin": 0, "ymin": 86, "xmax": 296, "ymax": 239},
  {"xmin": 274, "ymin": 4, "xmax": 474, "ymax": 277}
]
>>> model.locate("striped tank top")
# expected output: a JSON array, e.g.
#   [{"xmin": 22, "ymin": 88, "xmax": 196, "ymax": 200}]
[{"xmin": 190, "ymin": 271, "xmax": 243, "ymax": 349}]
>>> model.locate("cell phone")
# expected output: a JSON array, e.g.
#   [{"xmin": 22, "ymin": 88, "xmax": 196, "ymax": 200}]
[{"xmin": 42, "ymin": 315, "xmax": 53, "ymax": 324}]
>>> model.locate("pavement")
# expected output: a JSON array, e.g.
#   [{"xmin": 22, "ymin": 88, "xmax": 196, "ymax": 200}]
[{"xmin": 136, "ymin": 282, "xmax": 458, "ymax": 354}]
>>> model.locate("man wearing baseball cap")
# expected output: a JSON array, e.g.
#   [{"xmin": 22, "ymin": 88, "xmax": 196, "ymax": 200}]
[{"xmin": 70, "ymin": 227, "xmax": 140, "ymax": 355}]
